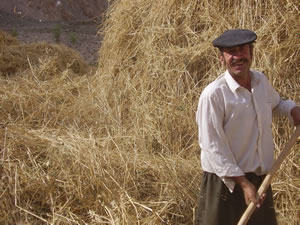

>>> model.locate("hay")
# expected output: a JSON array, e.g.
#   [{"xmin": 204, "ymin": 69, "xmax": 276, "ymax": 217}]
[
  {"xmin": 0, "ymin": 31, "xmax": 90, "ymax": 78},
  {"xmin": 98, "ymin": 0, "xmax": 299, "ymax": 158},
  {"xmin": 97, "ymin": 0, "xmax": 299, "ymax": 223},
  {"xmin": 0, "ymin": 0, "xmax": 299, "ymax": 224},
  {"xmin": 0, "ymin": 30, "xmax": 19, "ymax": 46}
]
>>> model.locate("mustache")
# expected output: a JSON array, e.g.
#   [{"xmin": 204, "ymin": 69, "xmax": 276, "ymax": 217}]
[{"xmin": 232, "ymin": 58, "xmax": 248, "ymax": 64}]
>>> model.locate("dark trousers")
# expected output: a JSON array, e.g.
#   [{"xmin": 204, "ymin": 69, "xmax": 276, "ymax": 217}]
[{"xmin": 194, "ymin": 172, "xmax": 277, "ymax": 225}]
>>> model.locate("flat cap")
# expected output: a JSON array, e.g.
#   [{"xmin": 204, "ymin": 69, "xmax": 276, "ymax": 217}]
[{"xmin": 212, "ymin": 29, "xmax": 257, "ymax": 48}]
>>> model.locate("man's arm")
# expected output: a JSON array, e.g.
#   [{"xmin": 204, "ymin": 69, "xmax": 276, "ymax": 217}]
[
  {"xmin": 196, "ymin": 89, "xmax": 244, "ymax": 178},
  {"xmin": 231, "ymin": 176, "xmax": 266, "ymax": 208},
  {"xmin": 291, "ymin": 106, "xmax": 300, "ymax": 126}
]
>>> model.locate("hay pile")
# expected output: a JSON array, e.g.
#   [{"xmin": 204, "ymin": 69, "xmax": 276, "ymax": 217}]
[
  {"xmin": 0, "ymin": 0, "xmax": 299, "ymax": 224},
  {"xmin": 0, "ymin": 31, "xmax": 90, "ymax": 78},
  {"xmin": 97, "ymin": 0, "xmax": 299, "ymax": 224},
  {"xmin": 0, "ymin": 30, "xmax": 20, "ymax": 46}
]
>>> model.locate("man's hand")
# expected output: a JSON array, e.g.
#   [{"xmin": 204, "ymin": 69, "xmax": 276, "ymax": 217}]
[
  {"xmin": 291, "ymin": 106, "xmax": 300, "ymax": 126},
  {"xmin": 232, "ymin": 176, "xmax": 266, "ymax": 208}
]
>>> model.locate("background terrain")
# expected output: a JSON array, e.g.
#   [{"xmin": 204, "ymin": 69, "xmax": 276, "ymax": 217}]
[{"xmin": 0, "ymin": 0, "xmax": 108, "ymax": 64}]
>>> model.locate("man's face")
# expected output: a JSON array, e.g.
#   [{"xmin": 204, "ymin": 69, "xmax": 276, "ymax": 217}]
[{"xmin": 220, "ymin": 44, "xmax": 252, "ymax": 78}]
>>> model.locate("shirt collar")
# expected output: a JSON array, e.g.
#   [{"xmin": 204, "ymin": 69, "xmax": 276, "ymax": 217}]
[
  {"xmin": 250, "ymin": 70, "xmax": 260, "ymax": 87},
  {"xmin": 224, "ymin": 70, "xmax": 260, "ymax": 93},
  {"xmin": 224, "ymin": 70, "xmax": 241, "ymax": 93}
]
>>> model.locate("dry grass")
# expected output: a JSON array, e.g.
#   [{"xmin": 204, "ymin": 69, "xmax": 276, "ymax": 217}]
[
  {"xmin": 0, "ymin": 0, "xmax": 299, "ymax": 224},
  {"xmin": 0, "ymin": 40, "xmax": 90, "ymax": 78},
  {"xmin": 0, "ymin": 30, "xmax": 20, "ymax": 46}
]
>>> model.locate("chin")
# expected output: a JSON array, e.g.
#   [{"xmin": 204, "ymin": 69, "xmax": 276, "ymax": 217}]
[
  {"xmin": 231, "ymin": 67, "xmax": 250, "ymax": 76},
  {"xmin": 229, "ymin": 69, "xmax": 242, "ymax": 76}
]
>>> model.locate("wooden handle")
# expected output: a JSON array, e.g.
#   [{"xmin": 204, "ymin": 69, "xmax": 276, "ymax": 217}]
[{"xmin": 237, "ymin": 126, "xmax": 300, "ymax": 225}]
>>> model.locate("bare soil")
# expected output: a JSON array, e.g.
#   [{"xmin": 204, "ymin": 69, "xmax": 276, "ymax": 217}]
[{"xmin": 0, "ymin": 9, "xmax": 103, "ymax": 65}]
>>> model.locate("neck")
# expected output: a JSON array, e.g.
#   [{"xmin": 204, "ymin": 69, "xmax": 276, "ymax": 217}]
[{"xmin": 231, "ymin": 71, "xmax": 252, "ymax": 91}]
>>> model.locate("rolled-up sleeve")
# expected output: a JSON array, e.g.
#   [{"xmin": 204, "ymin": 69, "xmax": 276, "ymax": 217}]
[{"xmin": 264, "ymin": 76, "xmax": 296, "ymax": 124}]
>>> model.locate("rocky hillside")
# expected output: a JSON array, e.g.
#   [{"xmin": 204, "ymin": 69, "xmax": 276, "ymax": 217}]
[
  {"xmin": 0, "ymin": 0, "xmax": 108, "ymax": 22},
  {"xmin": 0, "ymin": 0, "xmax": 109, "ymax": 64}
]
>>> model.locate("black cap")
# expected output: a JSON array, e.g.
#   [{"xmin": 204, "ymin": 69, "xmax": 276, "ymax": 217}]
[{"xmin": 212, "ymin": 29, "xmax": 257, "ymax": 48}]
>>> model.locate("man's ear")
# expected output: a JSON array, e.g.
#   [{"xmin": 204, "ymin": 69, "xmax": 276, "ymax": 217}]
[{"xmin": 219, "ymin": 53, "xmax": 225, "ymax": 66}]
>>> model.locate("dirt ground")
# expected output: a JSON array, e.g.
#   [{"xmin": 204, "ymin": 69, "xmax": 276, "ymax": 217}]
[{"xmin": 0, "ymin": 9, "xmax": 103, "ymax": 65}]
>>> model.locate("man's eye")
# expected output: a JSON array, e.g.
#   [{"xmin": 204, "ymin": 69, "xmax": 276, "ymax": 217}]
[{"xmin": 241, "ymin": 46, "xmax": 247, "ymax": 51}]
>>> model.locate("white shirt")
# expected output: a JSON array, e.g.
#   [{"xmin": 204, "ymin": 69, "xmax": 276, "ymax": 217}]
[{"xmin": 196, "ymin": 70, "xmax": 296, "ymax": 191}]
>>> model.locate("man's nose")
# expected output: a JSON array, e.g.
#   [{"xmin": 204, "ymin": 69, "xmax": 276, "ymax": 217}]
[{"xmin": 233, "ymin": 50, "xmax": 243, "ymax": 58}]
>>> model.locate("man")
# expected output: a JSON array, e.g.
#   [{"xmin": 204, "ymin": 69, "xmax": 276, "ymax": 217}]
[{"xmin": 194, "ymin": 29, "xmax": 300, "ymax": 225}]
